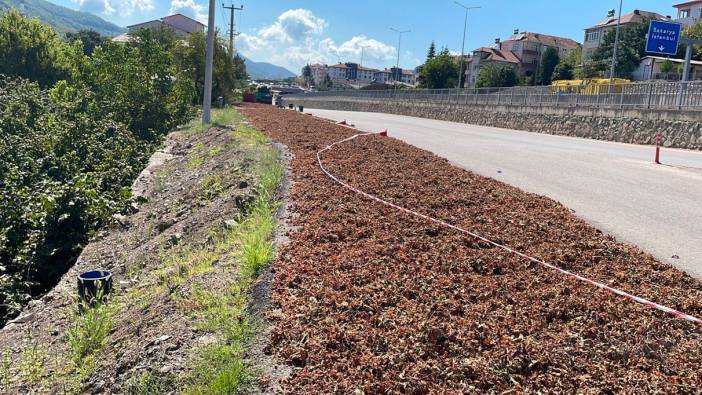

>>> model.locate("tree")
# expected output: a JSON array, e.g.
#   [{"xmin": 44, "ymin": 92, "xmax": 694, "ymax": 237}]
[
  {"xmin": 65, "ymin": 29, "xmax": 105, "ymax": 56},
  {"xmin": 551, "ymin": 62, "xmax": 574, "ymax": 81},
  {"xmin": 172, "ymin": 30, "xmax": 248, "ymax": 106},
  {"xmin": 302, "ymin": 64, "xmax": 313, "ymax": 87},
  {"xmin": 427, "ymin": 41, "xmax": 436, "ymax": 61},
  {"xmin": 660, "ymin": 59, "xmax": 675, "ymax": 74},
  {"xmin": 0, "ymin": 9, "xmax": 74, "ymax": 87},
  {"xmin": 419, "ymin": 47, "xmax": 459, "ymax": 89},
  {"xmin": 317, "ymin": 74, "xmax": 333, "ymax": 91},
  {"xmin": 552, "ymin": 47, "xmax": 582, "ymax": 81},
  {"xmin": 591, "ymin": 19, "xmax": 650, "ymax": 78},
  {"xmin": 537, "ymin": 46, "xmax": 559, "ymax": 85},
  {"xmin": 475, "ymin": 63, "xmax": 518, "ymax": 88},
  {"xmin": 681, "ymin": 21, "xmax": 702, "ymax": 60}
]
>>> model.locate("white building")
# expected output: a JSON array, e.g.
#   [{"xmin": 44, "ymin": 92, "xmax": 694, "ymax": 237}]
[
  {"xmin": 633, "ymin": 56, "xmax": 702, "ymax": 81},
  {"xmin": 308, "ymin": 64, "xmax": 328, "ymax": 85},
  {"xmin": 674, "ymin": 1, "xmax": 702, "ymax": 27},
  {"xmin": 374, "ymin": 70, "xmax": 391, "ymax": 83},
  {"xmin": 327, "ymin": 63, "xmax": 349, "ymax": 82}
]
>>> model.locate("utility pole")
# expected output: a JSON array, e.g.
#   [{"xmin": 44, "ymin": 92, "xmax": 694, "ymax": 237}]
[
  {"xmin": 202, "ymin": 0, "xmax": 215, "ymax": 124},
  {"xmin": 454, "ymin": 2, "xmax": 480, "ymax": 89},
  {"xmin": 390, "ymin": 27, "xmax": 410, "ymax": 83},
  {"xmin": 609, "ymin": 0, "xmax": 623, "ymax": 80},
  {"xmin": 222, "ymin": 3, "xmax": 243, "ymax": 57},
  {"xmin": 360, "ymin": 45, "xmax": 367, "ymax": 67},
  {"xmin": 677, "ymin": 38, "xmax": 702, "ymax": 107}
]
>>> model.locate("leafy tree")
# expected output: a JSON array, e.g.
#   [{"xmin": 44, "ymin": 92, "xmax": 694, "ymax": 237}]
[
  {"xmin": 537, "ymin": 46, "xmax": 559, "ymax": 85},
  {"xmin": 0, "ymin": 9, "xmax": 75, "ymax": 87},
  {"xmin": 317, "ymin": 74, "xmax": 333, "ymax": 91},
  {"xmin": 419, "ymin": 47, "xmax": 459, "ymax": 89},
  {"xmin": 591, "ymin": 19, "xmax": 650, "ymax": 78},
  {"xmin": 65, "ymin": 29, "xmax": 105, "ymax": 56},
  {"xmin": 427, "ymin": 41, "xmax": 436, "ymax": 61},
  {"xmin": 552, "ymin": 62, "xmax": 574, "ymax": 81},
  {"xmin": 475, "ymin": 63, "xmax": 518, "ymax": 88},
  {"xmin": 680, "ymin": 21, "xmax": 702, "ymax": 60},
  {"xmin": 302, "ymin": 64, "xmax": 313, "ymax": 87},
  {"xmin": 552, "ymin": 47, "xmax": 582, "ymax": 80},
  {"xmin": 659, "ymin": 59, "xmax": 675, "ymax": 74},
  {"xmin": 173, "ymin": 31, "xmax": 248, "ymax": 106}
]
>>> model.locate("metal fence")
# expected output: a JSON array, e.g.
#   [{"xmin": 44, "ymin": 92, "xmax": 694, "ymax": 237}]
[{"xmin": 286, "ymin": 81, "xmax": 702, "ymax": 110}]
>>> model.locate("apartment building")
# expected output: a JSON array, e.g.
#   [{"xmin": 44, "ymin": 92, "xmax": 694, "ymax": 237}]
[
  {"xmin": 463, "ymin": 30, "xmax": 580, "ymax": 88},
  {"xmin": 464, "ymin": 46, "xmax": 520, "ymax": 88},
  {"xmin": 582, "ymin": 10, "xmax": 669, "ymax": 61},
  {"xmin": 674, "ymin": 1, "xmax": 702, "ymax": 27},
  {"xmin": 308, "ymin": 64, "xmax": 328, "ymax": 85},
  {"xmin": 113, "ymin": 13, "xmax": 205, "ymax": 42}
]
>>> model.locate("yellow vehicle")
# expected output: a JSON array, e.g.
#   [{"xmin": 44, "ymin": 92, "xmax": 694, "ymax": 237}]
[{"xmin": 551, "ymin": 78, "xmax": 631, "ymax": 94}]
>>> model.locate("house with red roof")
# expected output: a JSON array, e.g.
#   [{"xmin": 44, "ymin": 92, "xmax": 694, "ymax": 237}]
[
  {"xmin": 464, "ymin": 29, "xmax": 581, "ymax": 88},
  {"xmin": 112, "ymin": 14, "xmax": 205, "ymax": 43}
]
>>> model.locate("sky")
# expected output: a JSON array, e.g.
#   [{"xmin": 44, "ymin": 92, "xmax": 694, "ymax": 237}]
[{"xmin": 48, "ymin": 0, "xmax": 679, "ymax": 73}]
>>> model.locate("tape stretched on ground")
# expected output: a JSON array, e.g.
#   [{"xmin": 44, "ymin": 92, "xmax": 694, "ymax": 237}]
[{"xmin": 317, "ymin": 131, "xmax": 702, "ymax": 328}]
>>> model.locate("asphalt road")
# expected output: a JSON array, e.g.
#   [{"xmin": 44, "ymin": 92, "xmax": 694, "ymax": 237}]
[{"xmin": 307, "ymin": 108, "xmax": 702, "ymax": 279}]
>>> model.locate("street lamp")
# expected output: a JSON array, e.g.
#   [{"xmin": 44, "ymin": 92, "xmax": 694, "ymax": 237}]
[
  {"xmin": 609, "ymin": 0, "xmax": 623, "ymax": 80},
  {"xmin": 360, "ymin": 45, "xmax": 368, "ymax": 67},
  {"xmin": 390, "ymin": 27, "xmax": 411, "ymax": 82},
  {"xmin": 454, "ymin": 2, "xmax": 481, "ymax": 89}
]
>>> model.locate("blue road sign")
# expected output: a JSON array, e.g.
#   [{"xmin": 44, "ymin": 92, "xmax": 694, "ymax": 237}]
[{"xmin": 646, "ymin": 20, "xmax": 682, "ymax": 56}]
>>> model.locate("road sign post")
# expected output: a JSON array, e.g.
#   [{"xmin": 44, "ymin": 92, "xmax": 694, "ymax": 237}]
[{"xmin": 645, "ymin": 20, "xmax": 682, "ymax": 56}]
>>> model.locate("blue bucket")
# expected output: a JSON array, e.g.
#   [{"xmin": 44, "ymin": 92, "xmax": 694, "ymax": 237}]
[{"xmin": 77, "ymin": 270, "xmax": 113, "ymax": 305}]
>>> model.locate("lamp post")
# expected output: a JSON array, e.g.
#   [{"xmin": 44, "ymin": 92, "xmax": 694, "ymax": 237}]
[
  {"xmin": 390, "ymin": 27, "xmax": 411, "ymax": 83},
  {"xmin": 360, "ymin": 45, "xmax": 368, "ymax": 67},
  {"xmin": 609, "ymin": 0, "xmax": 623, "ymax": 80},
  {"xmin": 454, "ymin": 2, "xmax": 480, "ymax": 89}
]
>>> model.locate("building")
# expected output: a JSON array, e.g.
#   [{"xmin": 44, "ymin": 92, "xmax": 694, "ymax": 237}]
[
  {"xmin": 463, "ymin": 29, "xmax": 579, "ymax": 88},
  {"xmin": 633, "ymin": 56, "xmax": 702, "ymax": 81},
  {"xmin": 112, "ymin": 13, "xmax": 205, "ymax": 42},
  {"xmin": 500, "ymin": 30, "xmax": 581, "ymax": 79},
  {"xmin": 308, "ymin": 64, "xmax": 328, "ymax": 86},
  {"xmin": 327, "ymin": 63, "xmax": 349, "ymax": 83},
  {"xmin": 582, "ymin": 10, "xmax": 669, "ymax": 61},
  {"xmin": 674, "ymin": 1, "xmax": 702, "ymax": 27},
  {"xmin": 464, "ymin": 46, "xmax": 520, "ymax": 88},
  {"xmin": 374, "ymin": 69, "xmax": 391, "ymax": 84}
]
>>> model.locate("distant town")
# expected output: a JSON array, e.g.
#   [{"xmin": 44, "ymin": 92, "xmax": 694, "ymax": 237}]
[{"xmin": 301, "ymin": 1, "xmax": 702, "ymax": 89}]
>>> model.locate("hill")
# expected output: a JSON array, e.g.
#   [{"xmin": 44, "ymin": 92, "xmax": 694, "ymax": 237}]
[
  {"xmin": 0, "ymin": 0, "xmax": 124, "ymax": 36},
  {"xmin": 243, "ymin": 56, "xmax": 296, "ymax": 80}
]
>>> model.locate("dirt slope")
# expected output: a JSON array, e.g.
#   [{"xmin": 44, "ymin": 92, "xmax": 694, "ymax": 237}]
[
  {"xmin": 0, "ymin": 121, "xmax": 258, "ymax": 393},
  {"xmin": 243, "ymin": 106, "xmax": 702, "ymax": 394}
]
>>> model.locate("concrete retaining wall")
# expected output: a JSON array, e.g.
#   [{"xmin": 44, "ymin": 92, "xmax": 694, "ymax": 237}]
[{"xmin": 290, "ymin": 98, "xmax": 702, "ymax": 150}]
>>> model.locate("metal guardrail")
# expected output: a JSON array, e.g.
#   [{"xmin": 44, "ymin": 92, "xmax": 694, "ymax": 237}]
[{"xmin": 286, "ymin": 81, "xmax": 702, "ymax": 110}]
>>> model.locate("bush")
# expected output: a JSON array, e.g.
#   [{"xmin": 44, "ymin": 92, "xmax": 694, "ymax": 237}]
[
  {"xmin": 475, "ymin": 63, "xmax": 518, "ymax": 88},
  {"xmin": 0, "ymin": 12, "xmax": 238, "ymax": 324}
]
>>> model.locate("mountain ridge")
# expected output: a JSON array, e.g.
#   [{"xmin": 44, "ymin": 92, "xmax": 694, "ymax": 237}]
[
  {"xmin": 0, "ymin": 0, "xmax": 124, "ymax": 36},
  {"xmin": 242, "ymin": 56, "xmax": 296, "ymax": 80}
]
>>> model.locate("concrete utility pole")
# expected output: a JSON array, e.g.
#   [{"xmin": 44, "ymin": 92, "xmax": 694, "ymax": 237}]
[
  {"xmin": 360, "ymin": 45, "xmax": 368, "ymax": 67},
  {"xmin": 609, "ymin": 0, "xmax": 623, "ymax": 79},
  {"xmin": 390, "ymin": 27, "xmax": 410, "ymax": 82},
  {"xmin": 202, "ymin": 0, "xmax": 215, "ymax": 124},
  {"xmin": 454, "ymin": 2, "xmax": 480, "ymax": 89},
  {"xmin": 223, "ymin": 3, "xmax": 243, "ymax": 57}
]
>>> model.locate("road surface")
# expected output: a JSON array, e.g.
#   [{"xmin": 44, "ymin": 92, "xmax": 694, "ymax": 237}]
[{"xmin": 307, "ymin": 108, "xmax": 702, "ymax": 278}]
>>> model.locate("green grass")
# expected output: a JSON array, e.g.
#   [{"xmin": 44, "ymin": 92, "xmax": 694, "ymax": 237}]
[
  {"xmin": 186, "ymin": 107, "xmax": 247, "ymax": 134},
  {"xmin": 198, "ymin": 175, "xmax": 224, "ymax": 202},
  {"xmin": 67, "ymin": 298, "xmax": 115, "ymax": 383},
  {"xmin": 182, "ymin": 108, "xmax": 282, "ymax": 394}
]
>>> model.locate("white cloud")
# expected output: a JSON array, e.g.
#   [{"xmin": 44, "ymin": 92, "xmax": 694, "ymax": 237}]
[
  {"xmin": 238, "ymin": 9, "xmax": 397, "ymax": 74},
  {"xmin": 74, "ymin": 0, "xmax": 153, "ymax": 16},
  {"xmin": 169, "ymin": 0, "xmax": 207, "ymax": 24}
]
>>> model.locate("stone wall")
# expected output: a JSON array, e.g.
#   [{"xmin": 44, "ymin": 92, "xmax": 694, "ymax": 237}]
[{"xmin": 290, "ymin": 98, "xmax": 702, "ymax": 150}]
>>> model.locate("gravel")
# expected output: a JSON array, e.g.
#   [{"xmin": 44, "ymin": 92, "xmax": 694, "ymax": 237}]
[{"xmin": 242, "ymin": 105, "xmax": 702, "ymax": 394}]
